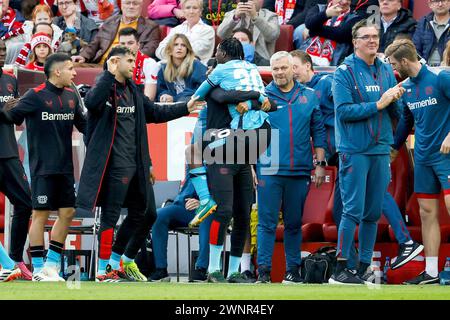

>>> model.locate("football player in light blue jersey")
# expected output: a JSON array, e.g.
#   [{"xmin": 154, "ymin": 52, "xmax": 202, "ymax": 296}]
[
  {"xmin": 188, "ymin": 38, "xmax": 272, "ymax": 230},
  {"xmin": 194, "ymin": 39, "xmax": 269, "ymax": 130}
]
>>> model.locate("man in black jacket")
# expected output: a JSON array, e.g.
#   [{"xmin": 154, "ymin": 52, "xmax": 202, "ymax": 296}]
[
  {"xmin": 75, "ymin": 46, "xmax": 200, "ymax": 282},
  {"xmin": 378, "ymin": 0, "xmax": 416, "ymax": 53},
  {"xmin": 0, "ymin": 53, "xmax": 87, "ymax": 282},
  {"xmin": 0, "ymin": 39, "xmax": 33, "ymax": 280}
]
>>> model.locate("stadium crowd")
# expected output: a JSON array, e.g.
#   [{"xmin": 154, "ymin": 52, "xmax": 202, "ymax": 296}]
[{"xmin": 0, "ymin": 0, "xmax": 449, "ymax": 286}]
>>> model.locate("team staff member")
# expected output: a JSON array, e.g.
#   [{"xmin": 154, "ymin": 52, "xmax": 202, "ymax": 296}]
[
  {"xmin": 75, "ymin": 46, "xmax": 201, "ymax": 282},
  {"xmin": 292, "ymin": 49, "xmax": 423, "ymax": 272},
  {"xmin": 0, "ymin": 39, "xmax": 34, "ymax": 280},
  {"xmin": 388, "ymin": 39, "xmax": 450, "ymax": 285},
  {"xmin": 0, "ymin": 53, "xmax": 87, "ymax": 282},
  {"xmin": 256, "ymin": 51, "xmax": 326, "ymax": 284},
  {"xmin": 330, "ymin": 19, "xmax": 404, "ymax": 285}
]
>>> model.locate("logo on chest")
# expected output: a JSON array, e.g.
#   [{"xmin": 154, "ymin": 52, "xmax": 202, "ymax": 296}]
[
  {"xmin": 116, "ymin": 105, "xmax": 135, "ymax": 114},
  {"xmin": 365, "ymin": 85, "xmax": 380, "ymax": 93},
  {"xmin": 0, "ymin": 94, "xmax": 13, "ymax": 103},
  {"xmin": 407, "ymin": 97, "xmax": 438, "ymax": 110}
]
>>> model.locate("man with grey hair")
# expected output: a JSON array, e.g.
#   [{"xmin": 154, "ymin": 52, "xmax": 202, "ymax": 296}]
[{"xmin": 255, "ymin": 50, "xmax": 327, "ymax": 283}]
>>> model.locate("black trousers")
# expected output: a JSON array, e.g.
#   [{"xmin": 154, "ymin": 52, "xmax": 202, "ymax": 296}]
[
  {"xmin": 0, "ymin": 157, "xmax": 32, "ymax": 262},
  {"xmin": 207, "ymin": 163, "xmax": 254, "ymax": 257},
  {"xmin": 97, "ymin": 167, "xmax": 145, "ymax": 259},
  {"xmin": 113, "ymin": 182, "xmax": 157, "ymax": 259}
]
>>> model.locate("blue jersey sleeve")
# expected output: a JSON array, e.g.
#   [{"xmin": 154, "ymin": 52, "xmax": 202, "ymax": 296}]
[
  {"xmin": 392, "ymin": 99, "xmax": 414, "ymax": 150},
  {"xmin": 310, "ymin": 93, "xmax": 327, "ymax": 149},
  {"xmin": 194, "ymin": 63, "xmax": 228, "ymax": 99}
]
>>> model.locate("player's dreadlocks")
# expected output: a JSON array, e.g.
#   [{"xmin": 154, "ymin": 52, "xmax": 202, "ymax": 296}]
[{"xmin": 218, "ymin": 38, "xmax": 244, "ymax": 61}]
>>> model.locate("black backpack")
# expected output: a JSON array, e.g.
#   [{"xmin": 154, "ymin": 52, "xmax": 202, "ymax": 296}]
[{"xmin": 300, "ymin": 246, "xmax": 337, "ymax": 283}]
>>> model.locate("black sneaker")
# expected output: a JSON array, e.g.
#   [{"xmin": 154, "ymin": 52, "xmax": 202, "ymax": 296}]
[
  {"xmin": 329, "ymin": 268, "xmax": 364, "ymax": 285},
  {"xmin": 227, "ymin": 272, "xmax": 255, "ymax": 283},
  {"xmin": 190, "ymin": 268, "xmax": 207, "ymax": 282},
  {"xmin": 391, "ymin": 241, "xmax": 424, "ymax": 270},
  {"xmin": 357, "ymin": 267, "xmax": 379, "ymax": 284},
  {"xmin": 207, "ymin": 270, "xmax": 226, "ymax": 283},
  {"xmin": 256, "ymin": 270, "xmax": 271, "ymax": 283},
  {"xmin": 403, "ymin": 271, "xmax": 439, "ymax": 285},
  {"xmin": 282, "ymin": 269, "xmax": 303, "ymax": 284},
  {"xmin": 241, "ymin": 270, "xmax": 256, "ymax": 283},
  {"xmin": 148, "ymin": 268, "xmax": 171, "ymax": 282}
]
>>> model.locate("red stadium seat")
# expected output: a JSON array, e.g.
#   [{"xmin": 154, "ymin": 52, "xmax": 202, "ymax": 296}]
[
  {"xmin": 275, "ymin": 25, "xmax": 294, "ymax": 53},
  {"xmin": 389, "ymin": 193, "xmax": 450, "ymax": 243},
  {"xmin": 73, "ymin": 67, "xmax": 103, "ymax": 87},
  {"xmin": 388, "ymin": 144, "xmax": 414, "ymax": 212},
  {"xmin": 0, "ymin": 193, "xmax": 5, "ymax": 232}
]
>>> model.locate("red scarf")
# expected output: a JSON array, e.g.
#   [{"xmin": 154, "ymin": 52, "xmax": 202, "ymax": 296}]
[
  {"xmin": 133, "ymin": 50, "xmax": 149, "ymax": 85},
  {"xmin": 275, "ymin": 0, "xmax": 297, "ymax": 25},
  {"xmin": 0, "ymin": 8, "xmax": 24, "ymax": 41},
  {"xmin": 306, "ymin": 5, "xmax": 349, "ymax": 66}
]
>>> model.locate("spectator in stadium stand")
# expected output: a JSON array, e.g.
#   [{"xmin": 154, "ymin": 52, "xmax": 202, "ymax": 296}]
[
  {"xmin": 0, "ymin": 0, "xmax": 25, "ymax": 64},
  {"xmin": 156, "ymin": 34, "xmax": 207, "ymax": 102},
  {"xmin": 72, "ymin": 0, "xmax": 160, "ymax": 65},
  {"xmin": 24, "ymin": 32, "xmax": 53, "ymax": 71},
  {"xmin": 80, "ymin": 0, "xmax": 121, "ymax": 27},
  {"xmin": 412, "ymin": 0, "xmax": 450, "ymax": 67},
  {"xmin": 387, "ymin": 39, "xmax": 450, "ymax": 285},
  {"xmin": 118, "ymin": 27, "xmax": 160, "ymax": 100},
  {"xmin": 298, "ymin": 0, "xmax": 364, "ymax": 66},
  {"xmin": 202, "ymin": 0, "xmax": 237, "ymax": 27},
  {"xmin": 377, "ymin": 0, "xmax": 416, "ymax": 53},
  {"xmin": 256, "ymin": 51, "xmax": 326, "ymax": 284},
  {"xmin": 53, "ymin": 0, "xmax": 98, "ymax": 45},
  {"xmin": 156, "ymin": 0, "xmax": 215, "ymax": 64},
  {"xmin": 329, "ymin": 19, "xmax": 405, "ymax": 285},
  {"xmin": 217, "ymin": 0, "xmax": 280, "ymax": 65},
  {"xmin": 147, "ymin": 0, "xmax": 184, "ymax": 27},
  {"xmin": 15, "ymin": 23, "xmax": 57, "ymax": 68},
  {"xmin": 21, "ymin": 5, "xmax": 62, "ymax": 47},
  {"xmin": 232, "ymin": 27, "xmax": 269, "ymax": 66},
  {"xmin": 263, "ymin": 0, "xmax": 327, "ymax": 26},
  {"xmin": 442, "ymin": 40, "xmax": 450, "ymax": 66}
]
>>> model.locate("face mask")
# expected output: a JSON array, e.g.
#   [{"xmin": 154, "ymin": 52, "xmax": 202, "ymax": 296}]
[{"xmin": 242, "ymin": 42, "xmax": 255, "ymax": 63}]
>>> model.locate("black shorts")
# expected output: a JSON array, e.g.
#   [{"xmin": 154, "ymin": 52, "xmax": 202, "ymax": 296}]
[
  {"xmin": 202, "ymin": 121, "xmax": 271, "ymax": 165},
  {"xmin": 31, "ymin": 174, "xmax": 76, "ymax": 210}
]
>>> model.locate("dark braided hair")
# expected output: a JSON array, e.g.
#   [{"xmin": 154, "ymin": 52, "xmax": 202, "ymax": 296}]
[{"xmin": 218, "ymin": 37, "xmax": 245, "ymax": 61}]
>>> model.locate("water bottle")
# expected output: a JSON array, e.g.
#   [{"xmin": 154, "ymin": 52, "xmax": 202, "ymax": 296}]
[
  {"xmin": 439, "ymin": 257, "xmax": 450, "ymax": 285},
  {"xmin": 383, "ymin": 257, "xmax": 390, "ymax": 284}
]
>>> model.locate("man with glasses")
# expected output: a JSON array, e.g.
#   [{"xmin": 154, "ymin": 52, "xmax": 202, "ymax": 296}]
[
  {"xmin": 72, "ymin": 0, "xmax": 160, "ymax": 65},
  {"xmin": 413, "ymin": 0, "xmax": 450, "ymax": 66},
  {"xmin": 378, "ymin": 0, "xmax": 416, "ymax": 53},
  {"xmin": 329, "ymin": 19, "xmax": 404, "ymax": 284},
  {"xmin": 53, "ymin": 0, "xmax": 98, "ymax": 49}
]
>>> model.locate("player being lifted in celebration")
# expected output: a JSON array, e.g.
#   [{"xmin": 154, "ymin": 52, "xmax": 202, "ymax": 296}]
[
  {"xmin": 187, "ymin": 37, "xmax": 271, "ymax": 228},
  {"xmin": 0, "ymin": 53, "xmax": 87, "ymax": 281}
]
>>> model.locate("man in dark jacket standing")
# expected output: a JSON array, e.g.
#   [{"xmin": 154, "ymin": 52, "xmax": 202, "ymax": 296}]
[
  {"xmin": 76, "ymin": 46, "xmax": 199, "ymax": 282},
  {"xmin": 378, "ymin": 0, "xmax": 416, "ymax": 53},
  {"xmin": 413, "ymin": 0, "xmax": 450, "ymax": 67}
]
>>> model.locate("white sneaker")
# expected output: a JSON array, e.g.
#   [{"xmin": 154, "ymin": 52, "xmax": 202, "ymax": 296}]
[
  {"xmin": 32, "ymin": 266, "xmax": 65, "ymax": 282},
  {"xmin": 0, "ymin": 267, "xmax": 22, "ymax": 282}
]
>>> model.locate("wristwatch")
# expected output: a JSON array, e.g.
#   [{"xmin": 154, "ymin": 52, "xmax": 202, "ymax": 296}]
[{"xmin": 314, "ymin": 160, "xmax": 327, "ymax": 167}]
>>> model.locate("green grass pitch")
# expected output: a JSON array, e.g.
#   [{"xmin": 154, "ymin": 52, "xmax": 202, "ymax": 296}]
[{"xmin": 1, "ymin": 282, "xmax": 449, "ymax": 300}]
